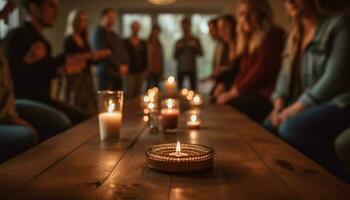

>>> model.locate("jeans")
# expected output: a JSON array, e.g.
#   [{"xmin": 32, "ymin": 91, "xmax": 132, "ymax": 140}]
[
  {"xmin": 335, "ymin": 128, "xmax": 350, "ymax": 180},
  {"xmin": 178, "ymin": 71, "xmax": 197, "ymax": 90},
  {"xmin": 228, "ymin": 92, "xmax": 272, "ymax": 123},
  {"xmin": 264, "ymin": 105, "xmax": 350, "ymax": 181},
  {"xmin": 0, "ymin": 126, "xmax": 37, "ymax": 162},
  {"xmin": 16, "ymin": 99, "xmax": 72, "ymax": 141}
]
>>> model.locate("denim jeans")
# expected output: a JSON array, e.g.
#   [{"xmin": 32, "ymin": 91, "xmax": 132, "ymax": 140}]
[
  {"xmin": 264, "ymin": 104, "xmax": 350, "ymax": 181},
  {"xmin": 16, "ymin": 99, "xmax": 71, "ymax": 141},
  {"xmin": 0, "ymin": 126, "xmax": 37, "ymax": 162}
]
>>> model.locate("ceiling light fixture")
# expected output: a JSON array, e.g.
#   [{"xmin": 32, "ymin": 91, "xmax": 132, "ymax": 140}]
[{"xmin": 148, "ymin": 0, "xmax": 177, "ymax": 5}]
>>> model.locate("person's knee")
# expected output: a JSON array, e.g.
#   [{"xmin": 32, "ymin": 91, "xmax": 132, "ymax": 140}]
[
  {"xmin": 335, "ymin": 129, "xmax": 350, "ymax": 162},
  {"xmin": 278, "ymin": 119, "xmax": 307, "ymax": 147}
]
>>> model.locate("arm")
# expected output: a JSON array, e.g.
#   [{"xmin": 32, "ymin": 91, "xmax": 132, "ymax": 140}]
[{"xmin": 298, "ymin": 24, "xmax": 350, "ymax": 108}]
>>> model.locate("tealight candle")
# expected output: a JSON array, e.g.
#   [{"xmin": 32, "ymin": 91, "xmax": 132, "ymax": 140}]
[
  {"xmin": 186, "ymin": 90, "xmax": 195, "ymax": 101},
  {"xmin": 190, "ymin": 94, "xmax": 203, "ymax": 107},
  {"xmin": 180, "ymin": 88, "xmax": 189, "ymax": 97},
  {"xmin": 97, "ymin": 91, "xmax": 123, "ymax": 141},
  {"xmin": 164, "ymin": 76, "xmax": 177, "ymax": 96},
  {"xmin": 169, "ymin": 141, "xmax": 188, "ymax": 157},
  {"xmin": 187, "ymin": 111, "xmax": 201, "ymax": 129},
  {"xmin": 161, "ymin": 98, "xmax": 179, "ymax": 131}
]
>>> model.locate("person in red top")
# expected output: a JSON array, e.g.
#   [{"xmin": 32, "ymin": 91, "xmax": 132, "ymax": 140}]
[{"xmin": 217, "ymin": 0, "xmax": 285, "ymax": 123}]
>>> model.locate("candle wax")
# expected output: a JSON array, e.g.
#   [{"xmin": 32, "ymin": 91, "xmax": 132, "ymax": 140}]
[
  {"xmin": 161, "ymin": 109, "xmax": 179, "ymax": 130},
  {"xmin": 98, "ymin": 112, "xmax": 122, "ymax": 141}
]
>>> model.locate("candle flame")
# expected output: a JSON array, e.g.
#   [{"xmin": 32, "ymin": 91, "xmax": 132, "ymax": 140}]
[
  {"xmin": 148, "ymin": 102, "xmax": 155, "ymax": 110},
  {"xmin": 108, "ymin": 100, "xmax": 115, "ymax": 113},
  {"xmin": 143, "ymin": 95, "xmax": 150, "ymax": 103},
  {"xmin": 167, "ymin": 76, "xmax": 175, "ymax": 83},
  {"xmin": 193, "ymin": 95, "xmax": 201, "ymax": 103},
  {"xmin": 181, "ymin": 88, "xmax": 189, "ymax": 96},
  {"xmin": 190, "ymin": 114, "xmax": 197, "ymax": 122},
  {"xmin": 176, "ymin": 141, "xmax": 181, "ymax": 155},
  {"xmin": 167, "ymin": 99, "xmax": 174, "ymax": 109}
]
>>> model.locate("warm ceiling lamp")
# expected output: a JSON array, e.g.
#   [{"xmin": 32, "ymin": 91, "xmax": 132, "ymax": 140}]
[{"xmin": 148, "ymin": 0, "xmax": 176, "ymax": 5}]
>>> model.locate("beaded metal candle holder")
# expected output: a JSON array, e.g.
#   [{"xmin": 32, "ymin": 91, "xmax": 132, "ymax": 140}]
[{"xmin": 146, "ymin": 143, "xmax": 214, "ymax": 172}]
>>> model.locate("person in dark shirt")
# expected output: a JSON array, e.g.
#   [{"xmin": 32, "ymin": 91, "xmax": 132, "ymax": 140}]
[
  {"xmin": 92, "ymin": 8, "xmax": 129, "ymax": 91},
  {"xmin": 124, "ymin": 21, "xmax": 148, "ymax": 99},
  {"xmin": 63, "ymin": 9, "xmax": 110, "ymax": 114},
  {"xmin": 5, "ymin": 0, "xmax": 88, "ymax": 125},
  {"xmin": 147, "ymin": 24, "xmax": 164, "ymax": 89},
  {"xmin": 174, "ymin": 17, "xmax": 203, "ymax": 90}
]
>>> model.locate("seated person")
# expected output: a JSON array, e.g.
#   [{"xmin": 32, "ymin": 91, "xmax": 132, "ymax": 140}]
[
  {"xmin": 265, "ymin": 0, "xmax": 350, "ymax": 180},
  {"xmin": 0, "ymin": 1, "xmax": 71, "ymax": 163},
  {"xmin": 216, "ymin": 0, "xmax": 285, "ymax": 123},
  {"xmin": 5, "ymin": 0, "xmax": 88, "ymax": 125},
  {"xmin": 211, "ymin": 15, "xmax": 241, "ymax": 100}
]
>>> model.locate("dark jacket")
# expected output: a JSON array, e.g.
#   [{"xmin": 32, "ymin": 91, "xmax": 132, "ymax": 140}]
[
  {"xmin": 5, "ymin": 22, "xmax": 65, "ymax": 102},
  {"xmin": 124, "ymin": 39, "xmax": 148, "ymax": 74}
]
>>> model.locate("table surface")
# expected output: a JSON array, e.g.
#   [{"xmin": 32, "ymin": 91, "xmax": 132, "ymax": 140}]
[{"xmin": 0, "ymin": 99, "xmax": 349, "ymax": 200}]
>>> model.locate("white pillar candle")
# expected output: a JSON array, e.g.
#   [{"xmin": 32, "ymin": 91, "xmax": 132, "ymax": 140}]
[{"xmin": 98, "ymin": 100, "xmax": 122, "ymax": 141}]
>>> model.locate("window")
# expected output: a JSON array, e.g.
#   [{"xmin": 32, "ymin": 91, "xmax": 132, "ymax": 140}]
[
  {"xmin": 0, "ymin": 0, "xmax": 20, "ymax": 39},
  {"xmin": 121, "ymin": 12, "xmax": 217, "ymax": 83}
]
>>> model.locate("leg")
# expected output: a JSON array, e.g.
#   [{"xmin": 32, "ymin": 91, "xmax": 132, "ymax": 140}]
[
  {"xmin": 335, "ymin": 128, "xmax": 350, "ymax": 181},
  {"xmin": 16, "ymin": 99, "xmax": 72, "ymax": 141},
  {"xmin": 228, "ymin": 93, "xmax": 272, "ymax": 123},
  {"xmin": 177, "ymin": 72, "xmax": 185, "ymax": 89},
  {"xmin": 189, "ymin": 71, "xmax": 197, "ymax": 90},
  {"xmin": 0, "ymin": 126, "xmax": 38, "ymax": 162},
  {"xmin": 278, "ymin": 105, "xmax": 350, "ymax": 179}
]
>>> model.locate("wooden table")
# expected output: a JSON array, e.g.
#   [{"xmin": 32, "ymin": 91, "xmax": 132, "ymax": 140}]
[{"xmin": 0, "ymin": 100, "xmax": 349, "ymax": 200}]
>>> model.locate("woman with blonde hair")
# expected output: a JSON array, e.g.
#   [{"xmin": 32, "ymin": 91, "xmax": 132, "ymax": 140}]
[
  {"xmin": 62, "ymin": 10, "xmax": 110, "ymax": 114},
  {"xmin": 217, "ymin": 0, "xmax": 285, "ymax": 123},
  {"xmin": 265, "ymin": 0, "xmax": 350, "ymax": 180}
]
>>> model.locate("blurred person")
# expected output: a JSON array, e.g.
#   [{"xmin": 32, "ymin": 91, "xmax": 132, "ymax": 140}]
[
  {"xmin": 174, "ymin": 17, "xmax": 203, "ymax": 90},
  {"xmin": 93, "ymin": 8, "xmax": 129, "ymax": 91},
  {"xmin": 5, "ymin": 0, "xmax": 89, "ymax": 125},
  {"xmin": 265, "ymin": 0, "xmax": 350, "ymax": 180},
  {"xmin": 217, "ymin": 0, "xmax": 285, "ymax": 123},
  {"xmin": 63, "ymin": 10, "xmax": 110, "ymax": 114},
  {"xmin": 147, "ymin": 24, "xmax": 163, "ymax": 89},
  {"xmin": 211, "ymin": 14, "xmax": 241, "ymax": 100},
  {"xmin": 124, "ymin": 21, "xmax": 148, "ymax": 99},
  {"xmin": 0, "ymin": 1, "xmax": 70, "ymax": 162}
]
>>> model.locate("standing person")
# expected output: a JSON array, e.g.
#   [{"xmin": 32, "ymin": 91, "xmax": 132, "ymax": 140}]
[
  {"xmin": 216, "ymin": 0, "xmax": 285, "ymax": 123},
  {"xmin": 5, "ymin": 0, "xmax": 89, "ymax": 125},
  {"xmin": 265, "ymin": 0, "xmax": 350, "ymax": 179},
  {"xmin": 147, "ymin": 24, "xmax": 163, "ymax": 89},
  {"xmin": 0, "ymin": 1, "xmax": 70, "ymax": 162},
  {"xmin": 93, "ymin": 8, "xmax": 129, "ymax": 91},
  {"xmin": 63, "ymin": 10, "xmax": 110, "ymax": 114},
  {"xmin": 124, "ymin": 21, "xmax": 148, "ymax": 99},
  {"xmin": 174, "ymin": 17, "xmax": 203, "ymax": 90}
]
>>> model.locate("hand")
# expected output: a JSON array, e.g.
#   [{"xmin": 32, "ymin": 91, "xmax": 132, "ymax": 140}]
[
  {"xmin": 119, "ymin": 64, "xmax": 129, "ymax": 77},
  {"xmin": 11, "ymin": 117, "xmax": 37, "ymax": 132},
  {"xmin": 24, "ymin": 41, "xmax": 47, "ymax": 64},
  {"xmin": 213, "ymin": 83, "xmax": 225, "ymax": 98},
  {"xmin": 213, "ymin": 66, "xmax": 221, "ymax": 77},
  {"xmin": 91, "ymin": 49, "xmax": 111, "ymax": 61},
  {"xmin": 267, "ymin": 98, "xmax": 285, "ymax": 127},
  {"xmin": 279, "ymin": 101, "xmax": 304, "ymax": 123},
  {"xmin": 63, "ymin": 54, "xmax": 86, "ymax": 75},
  {"xmin": 217, "ymin": 92, "xmax": 233, "ymax": 105}
]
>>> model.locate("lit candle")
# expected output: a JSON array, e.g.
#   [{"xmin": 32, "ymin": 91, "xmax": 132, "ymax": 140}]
[
  {"xmin": 190, "ymin": 94, "xmax": 203, "ymax": 107},
  {"xmin": 161, "ymin": 99, "xmax": 179, "ymax": 131},
  {"xmin": 98, "ymin": 100, "xmax": 122, "ymax": 141},
  {"xmin": 164, "ymin": 76, "xmax": 177, "ymax": 96},
  {"xmin": 187, "ymin": 113, "xmax": 201, "ymax": 129},
  {"xmin": 180, "ymin": 88, "xmax": 189, "ymax": 97},
  {"xmin": 169, "ymin": 141, "xmax": 188, "ymax": 157},
  {"xmin": 186, "ymin": 90, "xmax": 195, "ymax": 101}
]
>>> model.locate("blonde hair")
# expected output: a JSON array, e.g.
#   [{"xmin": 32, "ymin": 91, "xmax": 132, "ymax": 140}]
[
  {"xmin": 236, "ymin": 0, "xmax": 274, "ymax": 55},
  {"xmin": 65, "ymin": 9, "xmax": 86, "ymax": 36}
]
